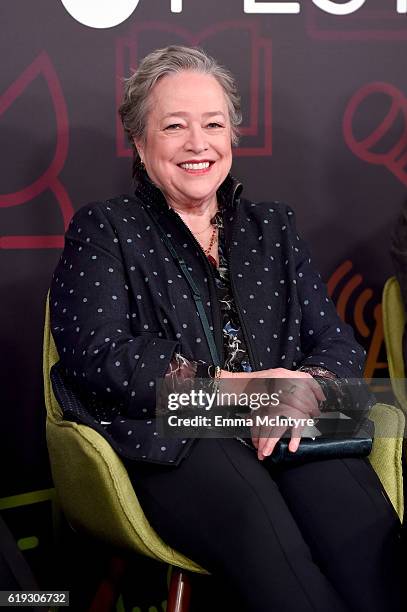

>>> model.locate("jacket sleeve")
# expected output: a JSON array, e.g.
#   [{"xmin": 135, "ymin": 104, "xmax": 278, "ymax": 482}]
[
  {"xmin": 50, "ymin": 202, "xmax": 180, "ymax": 419},
  {"xmin": 285, "ymin": 206, "xmax": 366, "ymax": 378}
]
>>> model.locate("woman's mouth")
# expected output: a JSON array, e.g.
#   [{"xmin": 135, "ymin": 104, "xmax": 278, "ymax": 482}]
[{"xmin": 178, "ymin": 161, "xmax": 214, "ymax": 174}]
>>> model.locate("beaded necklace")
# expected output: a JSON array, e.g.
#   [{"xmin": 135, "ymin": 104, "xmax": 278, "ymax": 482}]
[{"xmin": 191, "ymin": 216, "xmax": 219, "ymax": 267}]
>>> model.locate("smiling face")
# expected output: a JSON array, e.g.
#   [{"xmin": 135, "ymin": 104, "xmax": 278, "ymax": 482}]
[{"xmin": 134, "ymin": 71, "xmax": 233, "ymax": 211}]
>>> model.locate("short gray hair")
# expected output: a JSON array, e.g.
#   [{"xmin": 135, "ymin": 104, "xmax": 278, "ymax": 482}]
[{"xmin": 118, "ymin": 45, "xmax": 242, "ymax": 178}]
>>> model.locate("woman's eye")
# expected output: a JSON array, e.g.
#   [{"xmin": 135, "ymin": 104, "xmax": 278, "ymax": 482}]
[
  {"xmin": 165, "ymin": 123, "xmax": 183, "ymax": 130},
  {"xmin": 207, "ymin": 122, "xmax": 223, "ymax": 129}
]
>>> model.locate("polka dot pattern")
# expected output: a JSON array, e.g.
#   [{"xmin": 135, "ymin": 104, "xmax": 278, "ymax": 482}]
[{"xmin": 49, "ymin": 175, "xmax": 366, "ymax": 465}]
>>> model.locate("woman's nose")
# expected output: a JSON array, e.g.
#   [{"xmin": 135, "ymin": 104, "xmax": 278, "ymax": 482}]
[{"xmin": 185, "ymin": 125, "xmax": 208, "ymax": 153}]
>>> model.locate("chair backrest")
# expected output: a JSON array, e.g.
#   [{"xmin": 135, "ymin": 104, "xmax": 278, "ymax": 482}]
[
  {"xmin": 43, "ymin": 291, "xmax": 63, "ymax": 422},
  {"xmin": 368, "ymin": 403, "xmax": 404, "ymax": 521},
  {"xmin": 382, "ymin": 277, "xmax": 407, "ymax": 410},
  {"xmin": 42, "ymin": 293, "xmax": 206, "ymax": 572}
]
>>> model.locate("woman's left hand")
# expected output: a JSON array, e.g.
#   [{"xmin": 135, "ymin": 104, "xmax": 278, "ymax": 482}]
[{"xmin": 251, "ymin": 402, "xmax": 315, "ymax": 461}]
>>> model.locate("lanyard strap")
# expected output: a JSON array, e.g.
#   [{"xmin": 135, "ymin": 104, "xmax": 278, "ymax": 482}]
[{"xmin": 144, "ymin": 207, "xmax": 221, "ymax": 367}]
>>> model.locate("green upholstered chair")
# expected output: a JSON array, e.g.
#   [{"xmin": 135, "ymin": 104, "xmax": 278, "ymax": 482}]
[
  {"xmin": 383, "ymin": 276, "xmax": 407, "ymax": 412},
  {"xmin": 43, "ymin": 294, "xmax": 207, "ymax": 612},
  {"xmin": 368, "ymin": 403, "xmax": 404, "ymax": 520},
  {"xmin": 43, "ymin": 294, "xmax": 404, "ymax": 611}
]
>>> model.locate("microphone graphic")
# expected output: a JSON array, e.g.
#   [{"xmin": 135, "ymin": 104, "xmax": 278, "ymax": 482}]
[{"xmin": 343, "ymin": 82, "xmax": 407, "ymax": 187}]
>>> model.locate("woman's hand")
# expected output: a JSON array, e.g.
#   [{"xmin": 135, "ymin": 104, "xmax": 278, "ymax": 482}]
[
  {"xmin": 221, "ymin": 367, "xmax": 325, "ymax": 460},
  {"xmin": 249, "ymin": 368, "xmax": 324, "ymax": 412},
  {"xmin": 251, "ymin": 403, "xmax": 310, "ymax": 460},
  {"xmin": 221, "ymin": 367, "xmax": 325, "ymax": 415}
]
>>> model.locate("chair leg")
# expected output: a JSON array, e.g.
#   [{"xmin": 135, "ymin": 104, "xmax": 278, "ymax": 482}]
[
  {"xmin": 167, "ymin": 568, "xmax": 192, "ymax": 612},
  {"xmin": 88, "ymin": 555, "xmax": 127, "ymax": 612}
]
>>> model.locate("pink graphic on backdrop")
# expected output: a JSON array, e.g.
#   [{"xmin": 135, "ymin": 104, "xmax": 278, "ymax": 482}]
[
  {"xmin": 115, "ymin": 21, "xmax": 272, "ymax": 158},
  {"xmin": 305, "ymin": 1, "xmax": 407, "ymax": 41},
  {"xmin": 343, "ymin": 82, "xmax": 407, "ymax": 187},
  {"xmin": 0, "ymin": 52, "xmax": 72, "ymax": 249}
]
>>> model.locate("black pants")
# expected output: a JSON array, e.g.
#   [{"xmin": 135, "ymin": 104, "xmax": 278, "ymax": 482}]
[{"xmin": 126, "ymin": 438, "xmax": 404, "ymax": 612}]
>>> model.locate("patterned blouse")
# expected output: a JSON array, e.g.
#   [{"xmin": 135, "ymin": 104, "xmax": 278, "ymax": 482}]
[
  {"xmin": 166, "ymin": 210, "xmax": 254, "ymax": 381},
  {"xmin": 212, "ymin": 211, "xmax": 253, "ymax": 373},
  {"xmin": 166, "ymin": 211, "xmax": 342, "ymax": 408}
]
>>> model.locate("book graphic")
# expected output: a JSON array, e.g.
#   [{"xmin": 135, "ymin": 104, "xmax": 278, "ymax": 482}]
[{"xmin": 116, "ymin": 20, "xmax": 272, "ymax": 158}]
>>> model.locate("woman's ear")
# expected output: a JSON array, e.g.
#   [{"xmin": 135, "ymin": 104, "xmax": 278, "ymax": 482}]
[{"xmin": 133, "ymin": 138, "xmax": 144, "ymax": 164}]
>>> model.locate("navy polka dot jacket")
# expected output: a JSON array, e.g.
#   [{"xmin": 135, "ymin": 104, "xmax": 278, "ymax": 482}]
[{"xmin": 49, "ymin": 173, "xmax": 366, "ymax": 466}]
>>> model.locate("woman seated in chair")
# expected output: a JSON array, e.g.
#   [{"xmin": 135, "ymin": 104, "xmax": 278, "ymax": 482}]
[{"xmin": 49, "ymin": 45, "xmax": 403, "ymax": 612}]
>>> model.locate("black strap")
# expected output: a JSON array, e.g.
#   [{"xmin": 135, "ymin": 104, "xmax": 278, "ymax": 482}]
[{"xmin": 143, "ymin": 207, "xmax": 221, "ymax": 367}]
